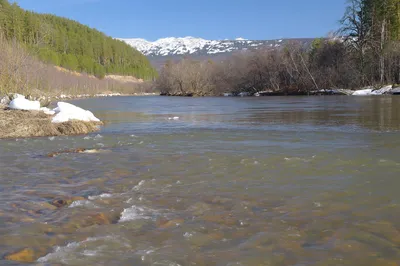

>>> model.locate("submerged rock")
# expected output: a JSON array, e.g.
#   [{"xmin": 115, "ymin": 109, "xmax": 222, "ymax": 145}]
[
  {"xmin": 201, "ymin": 213, "xmax": 237, "ymax": 227},
  {"xmin": 46, "ymin": 148, "xmax": 86, "ymax": 158},
  {"xmin": 157, "ymin": 218, "xmax": 184, "ymax": 229},
  {"xmin": 355, "ymin": 221, "xmax": 400, "ymax": 246},
  {"xmin": 47, "ymin": 148, "xmax": 109, "ymax": 157},
  {"xmin": 188, "ymin": 202, "xmax": 212, "ymax": 216},
  {"xmin": 50, "ymin": 196, "xmax": 85, "ymax": 208},
  {"xmin": 207, "ymin": 231, "xmax": 224, "ymax": 241},
  {"xmin": 37, "ymin": 202, "xmax": 58, "ymax": 211},
  {"xmin": 87, "ymin": 213, "xmax": 112, "ymax": 225},
  {"xmin": 61, "ymin": 212, "xmax": 113, "ymax": 232},
  {"xmin": 4, "ymin": 248, "xmax": 36, "ymax": 263}
]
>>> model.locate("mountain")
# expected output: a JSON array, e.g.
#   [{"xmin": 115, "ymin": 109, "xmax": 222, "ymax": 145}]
[
  {"xmin": 0, "ymin": 0, "xmax": 156, "ymax": 79},
  {"xmin": 119, "ymin": 36, "xmax": 315, "ymax": 58}
]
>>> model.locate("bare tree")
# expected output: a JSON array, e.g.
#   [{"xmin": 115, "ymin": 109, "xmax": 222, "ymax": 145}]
[{"xmin": 339, "ymin": 0, "xmax": 372, "ymax": 85}]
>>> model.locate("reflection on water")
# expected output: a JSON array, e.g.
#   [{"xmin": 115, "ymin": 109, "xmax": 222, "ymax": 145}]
[{"xmin": 1, "ymin": 96, "xmax": 400, "ymax": 265}]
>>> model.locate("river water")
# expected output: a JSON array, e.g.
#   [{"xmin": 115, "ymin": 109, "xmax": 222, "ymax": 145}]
[{"xmin": 1, "ymin": 96, "xmax": 400, "ymax": 265}]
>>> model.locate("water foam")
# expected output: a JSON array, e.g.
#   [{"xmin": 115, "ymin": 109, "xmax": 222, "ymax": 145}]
[
  {"xmin": 37, "ymin": 236, "xmax": 127, "ymax": 263},
  {"xmin": 88, "ymin": 193, "xmax": 113, "ymax": 200},
  {"xmin": 133, "ymin": 180, "xmax": 146, "ymax": 191},
  {"xmin": 284, "ymin": 155, "xmax": 316, "ymax": 163},
  {"xmin": 37, "ymin": 241, "xmax": 80, "ymax": 263},
  {"xmin": 69, "ymin": 200, "xmax": 98, "ymax": 208},
  {"xmin": 119, "ymin": 205, "xmax": 155, "ymax": 222},
  {"xmin": 94, "ymin": 134, "xmax": 103, "ymax": 139}
]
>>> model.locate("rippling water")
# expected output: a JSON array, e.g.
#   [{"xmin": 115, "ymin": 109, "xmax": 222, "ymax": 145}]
[{"xmin": 1, "ymin": 96, "xmax": 400, "ymax": 265}]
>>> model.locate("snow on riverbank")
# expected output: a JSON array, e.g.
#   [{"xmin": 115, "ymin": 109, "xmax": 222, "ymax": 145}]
[
  {"xmin": 52, "ymin": 102, "xmax": 100, "ymax": 123},
  {"xmin": 8, "ymin": 97, "xmax": 40, "ymax": 111},
  {"xmin": 8, "ymin": 95, "xmax": 100, "ymax": 123},
  {"xmin": 352, "ymin": 85, "xmax": 394, "ymax": 96}
]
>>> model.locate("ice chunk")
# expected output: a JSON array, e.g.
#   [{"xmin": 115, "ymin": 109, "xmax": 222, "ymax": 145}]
[
  {"xmin": 52, "ymin": 102, "xmax": 100, "ymax": 123},
  {"xmin": 9, "ymin": 97, "xmax": 40, "ymax": 111},
  {"xmin": 40, "ymin": 107, "xmax": 56, "ymax": 115}
]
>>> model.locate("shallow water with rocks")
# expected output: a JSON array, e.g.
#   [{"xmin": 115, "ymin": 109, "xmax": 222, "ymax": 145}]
[{"xmin": 1, "ymin": 96, "xmax": 400, "ymax": 265}]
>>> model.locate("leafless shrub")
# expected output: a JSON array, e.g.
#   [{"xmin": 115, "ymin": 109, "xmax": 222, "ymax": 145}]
[{"xmin": 157, "ymin": 59, "xmax": 216, "ymax": 96}]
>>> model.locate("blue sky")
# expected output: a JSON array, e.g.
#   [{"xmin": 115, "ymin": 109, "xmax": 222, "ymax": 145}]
[{"xmin": 13, "ymin": 0, "xmax": 347, "ymax": 41}]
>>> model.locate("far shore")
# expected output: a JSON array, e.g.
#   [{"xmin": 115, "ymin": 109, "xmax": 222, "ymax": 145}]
[
  {"xmin": 160, "ymin": 85, "xmax": 400, "ymax": 97},
  {"xmin": 52, "ymin": 92, "xmax": 158, "ymax": 101}
]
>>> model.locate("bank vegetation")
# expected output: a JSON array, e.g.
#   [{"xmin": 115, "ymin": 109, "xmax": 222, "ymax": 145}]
[
  {"xmin": 0, "ymin": 34, "xmax": 153, "ymax": 98},
  {"xmin": 156, "ymin": 0, "xmax": 400, "ymax": 96}
]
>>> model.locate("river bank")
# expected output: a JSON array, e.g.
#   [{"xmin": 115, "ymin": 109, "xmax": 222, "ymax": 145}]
[
  {"xmin": 160, "ymin": 85, "xmax": 400, "ymax": 97},
  {"xmin": 0, "ymin": 92, "xmax": 158, "ymax": 105},
  {"xmin": 54, "ymin": 92, "xmax": 158, "ymax": 100},
  {"xmin": 229, "ymin": 85, "xmax": 400, "ymax": 97},
  {"xmin": 0, "ymin": 96, "xmax": 103, "ymax": 139},
  {"xmin": 0, "ymin": 107, "xmax": 102, "ymax": 139}
]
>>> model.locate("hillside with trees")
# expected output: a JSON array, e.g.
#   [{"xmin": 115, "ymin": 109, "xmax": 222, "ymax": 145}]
[
  {"xmin": 0, "ymin": 0, "xmax": 156, "ymax": 79},
  {"xmin": 156, "ymin": 0, "xmax": 400, "ymax": 96}
]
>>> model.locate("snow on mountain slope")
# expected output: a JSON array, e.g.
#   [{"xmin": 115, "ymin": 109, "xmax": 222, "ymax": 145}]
[{"xmin": 118, "ymin": 36, "xmax": 295, "ymax": 57}]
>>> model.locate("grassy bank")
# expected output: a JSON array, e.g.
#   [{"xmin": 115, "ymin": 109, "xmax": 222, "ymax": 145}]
[{"xmin": 0, "ymin": 106, "xmax": 102, "ymax": 139}]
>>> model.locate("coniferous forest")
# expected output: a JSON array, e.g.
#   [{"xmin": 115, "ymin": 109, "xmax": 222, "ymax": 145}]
[{"xmin": 0, "ymin": 0, "xmax": 156, "ymax": 79}]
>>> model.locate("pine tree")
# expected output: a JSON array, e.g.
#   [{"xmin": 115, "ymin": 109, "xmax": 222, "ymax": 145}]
[{"xmin": 0, "ymin": 0, "xmax": 156, "ymax": 79}]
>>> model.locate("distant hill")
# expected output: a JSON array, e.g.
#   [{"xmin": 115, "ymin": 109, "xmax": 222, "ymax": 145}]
[
  {"xmin": 0, "ymin": 0, "xmax": 157, "ymax": 79},
  {"xmin": 119, "ymin": 36, "xmax": 315, "ymax": 69}
]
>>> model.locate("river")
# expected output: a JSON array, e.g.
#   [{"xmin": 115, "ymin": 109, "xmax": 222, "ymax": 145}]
[{"xmin": 1, "ymin": 96, "xmax": 400, "ymax": 265}]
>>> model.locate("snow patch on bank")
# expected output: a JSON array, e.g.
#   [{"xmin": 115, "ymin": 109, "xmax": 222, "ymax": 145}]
[
  {"xmin": 9, "ymin": 97, "xmax": 40, "ymax": 111},
  {"xmin": 352, "ymin": 85, "xmax": 393, "ymax": 95},
  {"xmin": 40, "ymin": 107, "xmax": 56, "ymax": 115},
  {"xmin": 7, "ymin": 94, "xmax": 100, "ymax": 124},
  {"xmin": 52, "ymin": 102, "xmax": 100, "ymax": 123}
]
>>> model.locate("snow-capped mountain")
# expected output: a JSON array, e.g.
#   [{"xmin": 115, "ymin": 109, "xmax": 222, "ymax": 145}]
[{"xmin": 118, "ymin": 36, "xmax": 302, "ymax": 57}]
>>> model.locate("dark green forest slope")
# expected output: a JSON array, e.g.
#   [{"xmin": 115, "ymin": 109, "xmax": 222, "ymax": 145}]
[{"xmin": 0, "ymin": 0, "xmax": 156, "ymax": 79}]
